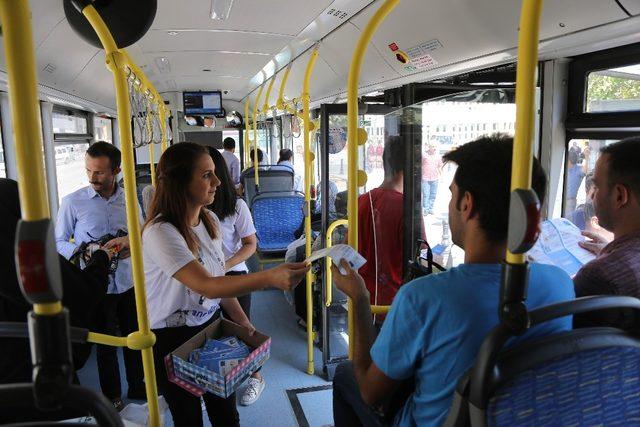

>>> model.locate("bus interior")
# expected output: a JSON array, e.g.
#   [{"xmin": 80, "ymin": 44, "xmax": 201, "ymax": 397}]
[{"xmin": 1, "ymin": 0, "xmax": 640, "ymax": 426}]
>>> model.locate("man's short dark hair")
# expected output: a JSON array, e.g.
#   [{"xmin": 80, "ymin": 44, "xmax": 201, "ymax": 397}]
[
  {"xmin": 223, "ymin": 137, "xmax": 236, "ymax": 150},
  {"xmin": 443, "ymin": 134, "xmax": 547, "ymax": 242},
  {"xmin": 249, "ymin": 147, "xmax": 264, "ymax": 163},
  {"xmin": 278, "ymin": 148, "xmax": 293, "ymax": 163},
  {"xmin": 86, "ymin": 141, "xmax": 121, "ymax": 170},
  {"xmin": 601, "ymin": 137, "xmax": 640, "ymax": 200},
  {"xmin": 383, "ymin": 135, "xmax": 404, "ymax": 177}
]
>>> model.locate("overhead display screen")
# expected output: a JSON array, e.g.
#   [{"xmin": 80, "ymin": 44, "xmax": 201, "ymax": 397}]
[{"xmin": 183, "ymin": 91, "xmax": 223, "ymax": 115}]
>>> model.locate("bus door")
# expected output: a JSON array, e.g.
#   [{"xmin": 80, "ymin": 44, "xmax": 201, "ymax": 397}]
[{"xmin": 318, "ymin": 102, "xmax": 397, "ymax": 379}]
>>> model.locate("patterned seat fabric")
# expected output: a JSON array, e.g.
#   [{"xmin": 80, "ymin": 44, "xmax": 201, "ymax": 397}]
[
  {"xmin": 488, "ymin": 346, "xmax": 640, "ymax": 426},
  {"xmin": 252, "ymin": 195, "xmax": 304, "ymax": 253}
]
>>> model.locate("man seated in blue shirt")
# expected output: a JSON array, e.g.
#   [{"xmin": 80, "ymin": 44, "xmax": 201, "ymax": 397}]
[
  {"xmin": 331, "ymin": 135, "xmax": 575, "ymax": 426},
  {"xmin": 55, "ymin": 141, "xmax": 144, "ymax": 410}
]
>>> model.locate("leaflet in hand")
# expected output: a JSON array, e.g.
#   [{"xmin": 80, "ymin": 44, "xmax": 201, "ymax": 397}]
[
  {"xmin": 526, "ymin": 218, "xmax": 595, "ymax": 277},
  {"xmin": 304, "ymin": 244, "xmax": 367, "ymax": 274}
]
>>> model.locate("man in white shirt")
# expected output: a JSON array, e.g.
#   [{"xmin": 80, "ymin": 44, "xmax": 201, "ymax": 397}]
[{"xmin": 222, "ymin": 137, "xmax": 241, "ymax": 185}]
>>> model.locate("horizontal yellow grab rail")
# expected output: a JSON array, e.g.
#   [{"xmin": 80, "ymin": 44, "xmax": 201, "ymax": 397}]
[{"xmin": 370, "ymin": 305, "xmax": 390, "ymax": 315}]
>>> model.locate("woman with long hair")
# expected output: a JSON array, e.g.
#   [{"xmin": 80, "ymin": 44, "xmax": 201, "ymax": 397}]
[
  {"xmin": 208, "ymin": 147, "xmax": 265, "ymax": 405},
  {"xmin": 143, "ymin": 142, "xmax": 308, "ymax": 426}
]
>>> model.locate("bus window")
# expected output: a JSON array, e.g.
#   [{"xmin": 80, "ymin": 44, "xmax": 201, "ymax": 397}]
[
  {"xmin": 93, "ymin": 116, "xmax": 112, "ymax": 143},
  {"xmin": 562, "ymin": 139, "xmax": 616, "ymax": 242},
  {"xmin": 363, "ymin": 115, "xmax": 386, "ymax": 191},
  {"xmin": 586, "ymin": 65, "xmax": 640, "ymax": 113},
  {"xmin": 52, "ymin": 110, "xmax": 92, "ymax": 200},
  {"xmin": 419, "ymin": 88, "xmax": 525, "ymax": 267}
]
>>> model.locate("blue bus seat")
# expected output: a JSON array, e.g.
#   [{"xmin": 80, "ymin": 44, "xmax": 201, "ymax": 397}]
[
  {"xmin": 445, "ymin": 296, "xmax": 640, "ymax": 427},
  {"xmin": 250, "ymin": 191, "xmax": 305, "ymax": 254},
  {"xmin": 241, "ymin": 165, "xmax": 295, "ymax": 208}
]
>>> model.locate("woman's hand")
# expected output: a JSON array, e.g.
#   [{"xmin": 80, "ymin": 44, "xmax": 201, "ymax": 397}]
[
  {"xmin": 267, "ymin": 262, "xmax": 310, "ymax": 291},
  {"xmin": 331, "ymin": 260, "xmax": 369, "ymax": 301}
]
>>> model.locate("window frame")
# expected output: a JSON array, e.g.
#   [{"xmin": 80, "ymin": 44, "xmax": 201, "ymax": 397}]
[
  {"xmin": 52, "ymin": 107, "xmax": 93, "ymax": 145},
  {"xmin": 567, "ymin": 42, "xmax": 640, "ymax": 130}
]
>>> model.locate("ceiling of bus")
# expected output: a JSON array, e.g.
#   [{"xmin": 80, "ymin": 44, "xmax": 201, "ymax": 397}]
[{"xmin": 0, "ymin": 0, "xmax": 637, "ymax": 114}]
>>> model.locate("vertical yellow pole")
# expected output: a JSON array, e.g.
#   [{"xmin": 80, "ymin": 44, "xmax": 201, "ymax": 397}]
[
  {"xmin": 146, "ymin": 99, "xmax": 156, "ymax": 187},
  {"xmin": 80, "ymin": 6, "xmax": 160, "ymax": 426},
  {"xmin": 507, "ymin": 0, "xmax": 543, "ymax": 265},
  {"xmin": 252, "ymin": 84, "xmax": 265, "ymax": 186},
  {"xmin": 276, "ymin": 64, "xmax": 293, "ymax": 111},
  {"xmin": 0, "ymin": 0, "xmax": 62, "ymax": 316},
  {"xmin": 160, "ymin": 105, "xmax": 168, "ymax": 153},
  {"xmin": 303, "ymin": 47, "xmax": 319, "ymax": 374},
  {"xmin": 346, "ymin": 0, "xmax": 400, "ymax": 359},
  {"xmin": 244, "ymin": 98, "xmax": 252, "ymax": 167},
  {"xmin": 0, "ymin": 0, "xmax": 49, "ymax": 221}
]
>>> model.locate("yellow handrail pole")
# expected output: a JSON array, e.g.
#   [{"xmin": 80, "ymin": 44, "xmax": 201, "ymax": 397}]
[
  {"xmin": 370, "ymin": 305, "xmax": 391, "ymax": 315},
  {"xmin": 302, "ymin": 46, "xmax": 320, "ymax": 375},
  {"xmin": 262, "ymin": 76, "xmax": 277, "ymax": 117},
  {"xmin": 160, "ymin": 104, "xmax": 168, "ymax": 153},
  {"xmin": 276, "ymin": 64, "xmax": 293, "ymax": 111},
  {"xmin": 252, "ymin": 84, "xmax": 265, "ymax": 186},
  {"xmin": 145, "ymin": 97, "xmax": 157, "ymax": 187},
  {"xmin": 0, "ymin": 1, "xmax": 48, "ymax": 222},
  {"xmin": 325, "ymin": 220, "xmax": 349, "ymax": 307},
  {"xmin": 507, "ymin": 0, "xmax": 543, "ymax": 265},
  {"xmin": 80, "ymin": 6, "xmax": 160, "ymax": 425},
  {"xmin": 346, "ymin": 0, "xmax": 400, "ymax": 359},
  {"xmin": 0, "ymin": 0, "xmax": 61, "ymax": 316},
  {"xmin": 244, "ymin": 98, "xmax": 252, "ymax": 167}
]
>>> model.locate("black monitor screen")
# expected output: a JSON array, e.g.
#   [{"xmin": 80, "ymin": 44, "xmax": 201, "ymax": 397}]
[{"xmin": 183, "ymin": 91, "xmax": 223, "ymax": 115}]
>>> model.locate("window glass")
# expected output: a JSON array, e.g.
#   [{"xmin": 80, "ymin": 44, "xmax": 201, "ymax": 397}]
[
  {"xmin": 362, "ymin": 115, "xmax": 386, "ymax": 191},
  {"xmin": 52, "ymin": 111, "xmax": 88, "ymax": 134},
  {"xmin": 586, "ymin": 65, "xmax": 640, "ymax": 113},
  {"xmin": 93, "ymin": 116, "xmax": 112, "ymax": 143},
  {"xmin": 561, "ymin": 139, "xmax": 616, "ymax": 242},
  {"xmin": 55, "ymin": 142, "xmax": 89, "ymax": 201},
  {"xmin": 419, "ymin": 88, "xmax": 521, "ymax": 267}
]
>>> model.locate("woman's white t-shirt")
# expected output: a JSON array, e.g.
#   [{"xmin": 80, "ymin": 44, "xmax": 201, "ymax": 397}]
[
  {"xmin": 219, "ymin": 198, "xmax": 257, "ymax": 273},
  {"xmin": 143, "ymin": 211, "xmax": 225, "ymax": 329}
]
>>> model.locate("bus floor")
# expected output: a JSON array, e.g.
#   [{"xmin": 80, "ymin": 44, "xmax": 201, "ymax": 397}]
[{"xmin": 77, "ymin": 289, "xmax": 334, "ymax": 427}]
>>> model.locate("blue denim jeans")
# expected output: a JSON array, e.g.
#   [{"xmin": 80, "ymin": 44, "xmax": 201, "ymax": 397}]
[{"xmin": 422, "ymin": 180, "xmax": 439, "ymax": 213}]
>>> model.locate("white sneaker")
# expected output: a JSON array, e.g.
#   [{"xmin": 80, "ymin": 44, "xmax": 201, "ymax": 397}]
[{"xmin": 240, "ymin": 377, "xmax": 265, "ymax": 406}]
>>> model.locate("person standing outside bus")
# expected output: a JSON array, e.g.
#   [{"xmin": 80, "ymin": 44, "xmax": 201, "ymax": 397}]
[
  {"xmin": 142, "ymin": 142, "xmax": 308, "ymax": 425},
  {"xmin": 55, "ymin": 141, "xmax": 144, "ymax": 409},
  {"xmin": 208, "ymin": 147, "xmax": 266, "ymax": 406},
  {"xmin": 565, "ymin": 146, "xmax": 590, "ymax": 216},
  {"xmin": 221, "ymin": 137, "xmax": 240, "ymax": 186},
  {"xmin": 421, "ymin": 143, "xmax": 443, "ymax": 216}
]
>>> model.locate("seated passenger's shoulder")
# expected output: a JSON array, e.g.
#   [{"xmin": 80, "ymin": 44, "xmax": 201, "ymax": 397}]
[{"xmin": 527, "ymin": 263, "xmax": 576, "ymax": 302}]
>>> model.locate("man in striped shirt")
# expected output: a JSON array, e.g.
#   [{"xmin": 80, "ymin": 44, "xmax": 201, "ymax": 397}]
[{"xmin": 574, "ymin": 137, "xmax": 640, "ymax": 328}]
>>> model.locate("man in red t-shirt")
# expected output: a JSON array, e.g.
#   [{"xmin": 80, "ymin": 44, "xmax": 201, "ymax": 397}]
[{"xmin": 357, "ymin": 136, "xmax": 405, "ymax": 317}]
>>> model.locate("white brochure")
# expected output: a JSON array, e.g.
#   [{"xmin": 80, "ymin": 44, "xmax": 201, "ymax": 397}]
[{"xmin": 304, "ymin": 244, "xmax": 367, "ymax": 274}]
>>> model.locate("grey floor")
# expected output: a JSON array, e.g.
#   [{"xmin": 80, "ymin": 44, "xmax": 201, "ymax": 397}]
[{"xmin": 77, "ymin": 289, "xmax": 335, "ymax": 426}]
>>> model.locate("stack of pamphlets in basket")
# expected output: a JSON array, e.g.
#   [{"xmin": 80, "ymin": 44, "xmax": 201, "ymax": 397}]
[{"xmin": 187, "ymin": 336, "xmax": 251, "ymax": 376}]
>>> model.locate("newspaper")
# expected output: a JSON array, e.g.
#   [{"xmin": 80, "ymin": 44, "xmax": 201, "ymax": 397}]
[
  {"xmin": 304, "ymin": 244, "xmax": 367, "ymax": 274},
  {"xmin": 526, "ymin": 218, "xmax": 595, "ymax": 277}
]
